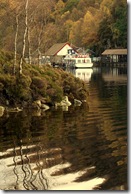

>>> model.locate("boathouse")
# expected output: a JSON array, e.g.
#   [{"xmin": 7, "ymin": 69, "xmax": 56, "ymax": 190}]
[
  {"xmin": 45, "ymin": 42, "xmax": 76, "ymax": 65},
  {"xmin": 101, "ymin": 49, "xmax": 127, "ymax": 64}
]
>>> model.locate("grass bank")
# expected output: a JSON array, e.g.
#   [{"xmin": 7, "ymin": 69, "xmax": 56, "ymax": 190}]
[{"xmin": 0, "ymin": 51, "xmax": 88, "ymax": 108}]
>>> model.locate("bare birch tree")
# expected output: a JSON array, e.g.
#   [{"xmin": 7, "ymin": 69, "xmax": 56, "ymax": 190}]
[
  {"xmin": 14, "ymin": 14, "xmax": 19, "ymax": 75},
  {"xmin": 19, "ymin": 0, "xmax": 29, "ymax": 75},
  {"xmin": 27, "ymin": 24, "xmax": 32, "ymax": 64}
]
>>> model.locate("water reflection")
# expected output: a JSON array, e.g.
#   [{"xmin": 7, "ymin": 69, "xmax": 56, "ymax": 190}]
[
  {"xmin": 0, "ymin": 67, "xmax": 127, "ymax": 190},
  {"xmin": 69, "ymin": 68, "xmax": 93, "ymax": 82},
  {"xmin": 0, "ymin": 107, "xmax": 106, "ymax": 190},
  {"xmin": 101, "ymin": 67, "xmax": 127, "ymax": 83}
]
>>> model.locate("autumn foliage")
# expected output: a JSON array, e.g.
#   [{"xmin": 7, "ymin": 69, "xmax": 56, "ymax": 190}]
[{"xmin": 0, "ymin": 0, "xmax": 127, "ymax": 57}]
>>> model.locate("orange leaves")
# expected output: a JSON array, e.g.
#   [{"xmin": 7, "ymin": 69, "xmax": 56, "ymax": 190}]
[{"xmin": 81, "ymin": 9, "xmax": 103, "ymax": 46}]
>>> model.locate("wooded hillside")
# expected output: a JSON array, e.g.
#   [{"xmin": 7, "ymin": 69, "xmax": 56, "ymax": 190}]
[{"xmin": 0, "ymin": 0, "xmax": 127, "ymax": 57}]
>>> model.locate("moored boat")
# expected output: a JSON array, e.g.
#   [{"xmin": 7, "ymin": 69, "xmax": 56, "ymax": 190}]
[{"xmin": 64, "ymin": 54, "xmax": 93, "ymax": 68}]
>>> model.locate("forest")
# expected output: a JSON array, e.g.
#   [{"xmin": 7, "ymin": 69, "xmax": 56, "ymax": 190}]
[{"xmin": 0, "ymin": 0, "xmax": 127, "ymax": 60}]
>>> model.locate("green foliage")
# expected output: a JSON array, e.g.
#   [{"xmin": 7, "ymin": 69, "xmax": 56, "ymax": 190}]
[
  {"xmin": 31, "ymin": 76, "xmax": 48, "ymax": 99},
  {"xmin": 0, "ymin": 50, "xmax": 14, "ymax": 65},
  {"xmin": 17, "ymin": 74, "xmax": 32, "ymax": 88},
  {"xmin": 0, "ymin": 51, "xmax": 89, "ymax": 106},
  {"xmin": 46, "ymin": 84, "xmax": 63, "ymax": 103},
  {"xmin": 2, "ymin": 76, "xmax": 22, "ymax": 101},
  {"xmin": 0, "ymin": 82, "xmax": 4, "ymax": 92},
  {"xmin": 97, "ymin": 0, "xmax": 127, "ymax": 51},
  {"xmin": 1, "ymin": 75, "xmax": 32, "ymax": 102},
  {"xmin": 64, "ymin": 0, "xmax": 80, "ymax": 12},
  {"xmin": 98, "ymin": 18, "xmax": 113, "ymax": 50},
  {"xmin": 32, "ymin": 76, "xmax": 47, "ymax": 89},
  {"xmin": 112, "ymin": 6, "xmax": 127, "ymax": 47},
  {"xmin": 62, "ymin": 73, "xmax": 88, "ymax": 101}
]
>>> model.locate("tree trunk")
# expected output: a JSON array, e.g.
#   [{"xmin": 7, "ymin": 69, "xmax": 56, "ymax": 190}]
[
  {"xmin": 27, "ymin": 25, "xmax": 32, "ymax": 64},
  {"xmin": 37, "ymin": 30, "xmax": 43, "ymax": 66},
  {"xmin": 38, "ymin": 37, "xmax": 41, "ymax": 66},
  {"xmin": 14, "ymin": 14, "xmax": 19, "ymax": 75},
  {"xmin": 19, "ymin": 0, "xmax": 29, "ymax": 75}
]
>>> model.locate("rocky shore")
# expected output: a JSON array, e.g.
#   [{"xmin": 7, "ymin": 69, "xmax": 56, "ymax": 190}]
[{"xmin": 0, "ymin": 58, "xmax": 89, "ymax": 117}]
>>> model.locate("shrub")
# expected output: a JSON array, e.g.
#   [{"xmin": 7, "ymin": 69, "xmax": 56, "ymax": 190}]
[
  {"xmin": 46, "ymin": 86, "xmax": 63, "ymax": 103},
  {"xmin": 31, "ymin": 76, "xmax": 47, "ymax": 89},
  {"xmin": 31, "ymin": 76, "xmax": 48, "ymax": 99},
  {"xmin": 16, "ymin": 74, "xmax": 32, "ymax": 88},
  {"xmin": 0, "ymin": 82, "xmax": 4, "ymax": 92},
  {"xmin": 0, "ymin": 53, "xmax": 89, "ymax": 106},
  {"xmin": 19, "ymin": 88, "xmax": 32, "ymax": 101}
]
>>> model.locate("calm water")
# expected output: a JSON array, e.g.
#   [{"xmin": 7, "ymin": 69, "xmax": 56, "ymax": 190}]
[{"xmin": 0, "ymin": 67, "xmax": 127, "ymax": 190}]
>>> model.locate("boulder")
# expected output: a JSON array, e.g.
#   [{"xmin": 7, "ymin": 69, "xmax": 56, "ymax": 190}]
[
  {"xmin": 34, "ymin": 100, "xmax": 42, "ymax": 107},
  {"xmin": 74, "ymin": 99, "xmax": 82, "ymax": 106},
  {"xmin": 7, "ymin": 107, "xmax": 23, "ymax": 112},
  {"xmin": 55, "ymin": 96, "xmax": 72, "ymax": 107},
  {"xmin": 41, "ymin": 104, "xmax": 50, "ymax": 111},
  {"xmin": 0, "ymin": 106, "xmax": 5, "ymax": 117}
]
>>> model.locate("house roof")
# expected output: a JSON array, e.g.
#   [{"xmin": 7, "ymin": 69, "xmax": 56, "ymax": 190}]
[
  {"xmin": 45, "ymin": 42, "xmax": 70, "ymax": 56},
  {"xmin": 102, "ymin": 49, "xmax": 127, "ymax": 55}
]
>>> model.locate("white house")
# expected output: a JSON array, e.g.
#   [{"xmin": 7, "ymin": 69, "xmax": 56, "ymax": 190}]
[{"xmin": 45, "ymin": 42, "xmax": 77, "ymax": 64}]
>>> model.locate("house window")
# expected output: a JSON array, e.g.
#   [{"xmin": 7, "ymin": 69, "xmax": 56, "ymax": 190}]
[{"xmin": 68, "ymin": 49, "xmax": 75, "ymax": 55}]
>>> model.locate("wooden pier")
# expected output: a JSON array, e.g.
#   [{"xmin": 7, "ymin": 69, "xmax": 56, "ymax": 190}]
[{"xmin": 98, "ymin": 49, "xmax": 127, "ymax": 67}]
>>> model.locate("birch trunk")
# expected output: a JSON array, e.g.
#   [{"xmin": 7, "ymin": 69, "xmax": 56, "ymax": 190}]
[
  {"xmin": 27, "ymin": 26, "xmax": 32, "ymax": 64},
  {"xmin": 14, "ymin": 14, "xmax": 19, "ymax": 75},
  {"xmin": 38, "ymin": 35, "xmax": 41, "ymax": 66},
  {"xmin": 19, "ymin": 0, "xmax": 29, "ymax": 75}
]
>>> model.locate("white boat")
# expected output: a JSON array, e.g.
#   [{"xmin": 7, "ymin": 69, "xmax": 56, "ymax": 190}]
[{"xmin": 64, "ymin": 54, "xmax": 93, "ymax": 68}]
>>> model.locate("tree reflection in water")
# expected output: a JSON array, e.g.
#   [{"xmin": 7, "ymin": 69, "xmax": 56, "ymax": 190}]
[
  {"xmin": 0, "ymin": 101, "xmax": 127, "ymax": 190},
  {"xmin": 0, "ymin": 68, "xmax": 127, "ymax": 190}
]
